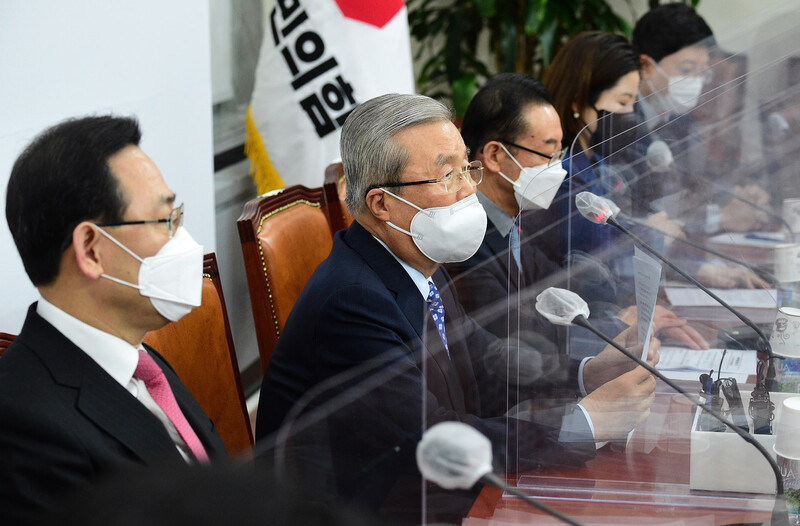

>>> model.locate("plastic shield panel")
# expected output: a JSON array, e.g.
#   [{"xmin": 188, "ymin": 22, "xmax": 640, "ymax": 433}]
[{"xmin": 252, "ymin": 8, "xmax": 800, "ymax": 524}]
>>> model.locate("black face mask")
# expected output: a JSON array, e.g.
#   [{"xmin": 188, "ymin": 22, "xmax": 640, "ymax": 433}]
[{"xmin": 588, "ymin": 108, "xmax": 645, "ymax": 159}]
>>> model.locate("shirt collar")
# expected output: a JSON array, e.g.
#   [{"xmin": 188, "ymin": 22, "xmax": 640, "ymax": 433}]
[
  {"xmin": 371, "ymin": 235, "xmax": 431, "ymax": 298},
  {"xmin": 36, "ymin": 298, "xmax": 139, "ymax": 387},
  {"xmin": 477, "ymin": 190, "xmax": 515, "ymax": 238}
]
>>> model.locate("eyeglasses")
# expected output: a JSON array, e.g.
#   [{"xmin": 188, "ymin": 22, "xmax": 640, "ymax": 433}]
[
  {"xmin": 654, "ymin": 59, "xmax": 713, "ymax": 85},
  {"xmin": 365, "ymin": 160, "xmax": 484, "ymax": 197},
  {"xmin": 96, "ymin": 203, "xmax": 184, "ymax": 238},
  {"xmin": 501, "ymin": 141, "xmax": 567, "ymax": 167}
]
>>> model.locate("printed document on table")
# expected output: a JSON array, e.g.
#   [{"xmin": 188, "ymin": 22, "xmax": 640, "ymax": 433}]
[
  {"xmin": 657, "ymin": 346, "xmax": 757, "ymax": 383},
  {"xmin": 664, "ymin": 287, "xmax": 777, "ymax": 309}
]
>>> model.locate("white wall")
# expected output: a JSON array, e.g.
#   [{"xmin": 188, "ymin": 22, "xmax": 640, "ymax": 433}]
[{"xmin": 0, "ymin": 1, "xmax": 216, "ymax": 333}]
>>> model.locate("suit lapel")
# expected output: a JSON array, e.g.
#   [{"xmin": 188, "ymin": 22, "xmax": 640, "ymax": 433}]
[
  {"xmin": 484, "ymin": 224, "xmax": 521, "ymax": 290},
  {"xmin": 345, "ymin": 222, "xmax": 426, "ymax": 337},
  {"xmin": 20, "ymin": 306, "xmax": 186, "ymax": 465},
  {"xmin": 344, "ymin": 223, "xmax": 467, "ymax": 412}
]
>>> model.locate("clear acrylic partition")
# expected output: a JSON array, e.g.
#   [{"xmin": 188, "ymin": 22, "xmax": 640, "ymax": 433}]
[{"xmin": 252, "ymin": 11, "xmax": 800, "ymax": 526}]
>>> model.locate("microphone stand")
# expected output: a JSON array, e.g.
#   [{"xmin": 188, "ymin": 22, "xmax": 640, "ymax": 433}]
[
  {"xmin": 605, "ymin": 215, "xmax": 778, "ymax": 392},
  {"xmin": 481, "ymin": 472, "xmax": 584, "ymax": 526},
  {"xmin": 623, "ymin": 216, "xmax": 776, "ymax": 284},
  {"xmin": 570, "ymin": 314, "xmax": 789, "ymax": 526}
]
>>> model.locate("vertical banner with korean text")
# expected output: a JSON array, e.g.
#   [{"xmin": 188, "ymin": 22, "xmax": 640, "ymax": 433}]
[{"xmin": 246, "ymin": 0, "xmax": 414, "ymax": 194}]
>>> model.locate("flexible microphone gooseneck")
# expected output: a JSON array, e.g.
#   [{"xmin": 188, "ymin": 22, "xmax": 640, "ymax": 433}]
[
  {"xmin": 646, "ymin": 140, "xmax": 795, "ymax": 243},
  {"xmin": 416, "ymin": 421, "xmax": 584, "ymax": 526},
  {"xmin": 575, "ymin": 192, "xmax": 777, "ymax": 381},
  {"xmin": 621, "ymin": 214, "xmax": 777, "ymax": 284},
  {"xmin": 534, "ymin": 288, "xmax": 789, "ymax": 526}
]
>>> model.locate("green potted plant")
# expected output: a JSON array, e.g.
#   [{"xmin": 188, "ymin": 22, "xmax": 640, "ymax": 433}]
[{"xmin": 408, "ymin": 0, "xmax": 701, "ymax": 116}]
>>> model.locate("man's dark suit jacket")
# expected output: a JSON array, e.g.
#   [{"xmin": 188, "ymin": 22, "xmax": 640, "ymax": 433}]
[
  {"xmin": 0, "ymin": 304, "xmax": 227, "ymax": 525},
  {"xmin": 255, "ymin": 221, "xmax": 595, "ymax": 522},
  {"xmin": 445, "ymin": 213, "xmax": 577, "ymax": 395}
]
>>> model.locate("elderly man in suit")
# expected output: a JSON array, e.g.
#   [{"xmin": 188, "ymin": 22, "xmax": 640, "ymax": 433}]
[
  {"xmin": 255, "ymin": 93, "xmax": 658, "ymax": 523},
  {"xmin": 0, "ymin": 116, "xmax": 227, "ymax": 524}
]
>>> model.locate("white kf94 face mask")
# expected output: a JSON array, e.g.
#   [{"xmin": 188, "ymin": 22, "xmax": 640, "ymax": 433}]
[
  {"xmin": 97, "ymin": 226, "xmax": 204, "ymax": 322},
  {"xmin": 666, "ymin": 75, "xmax": 704, "ymax": 114},
  {"xmin": 382, "ymin": 190, "xmax": 487, "ymax": 264},
  {"xmin": 651, "ymin": 60, "xmax": 704, "ymax": 115},
  {"xmin": 498, "ymin": 144, "xmax": 567, "ymax": 211}
]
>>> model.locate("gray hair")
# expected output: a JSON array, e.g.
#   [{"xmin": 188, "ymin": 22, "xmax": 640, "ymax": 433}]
[{"xmin": 341, "ymin": 93, "xmax": 453, "ymax": 215}]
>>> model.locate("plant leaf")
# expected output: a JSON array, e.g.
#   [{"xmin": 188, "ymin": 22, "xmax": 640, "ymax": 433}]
[
  {"xmin": 452, "ymin": 73, "xmax": 477, "ymax": 117},
  {"xmin": 474, "ymin": 0, "xmax": 496, "ymax": 18}
]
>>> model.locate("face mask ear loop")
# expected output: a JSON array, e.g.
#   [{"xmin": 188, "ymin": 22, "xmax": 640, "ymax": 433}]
[
  {"xmin": 95, "ymin": 226, "xmax": 145, "ymax": 263},
  {"xmin": 94, "ymin": 226, "xmax": 146, "ymax": 290},
  {"xmin": 499, "ymin": 143, "xmax": 525, "ymax": 171},
  {"xmin": 381, "ymin": 188, "xmax": 426, "ymax": 240},
  {"xmin": 498, "ymin": 143, "xmax": 526, "ymax": 189},
  {"xmin": 385, "ymin": 221, "xmax": 422, "ymax": 240},
  {"xmin": 382, "ymin": 188, "xmax": 431, "ymax": 217},
  {"xmin": 100, "ymin": 273, "xmax": 142, "ymax": 291}
]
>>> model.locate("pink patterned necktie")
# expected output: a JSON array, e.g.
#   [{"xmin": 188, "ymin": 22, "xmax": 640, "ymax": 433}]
[{"xmin": 134, "ymin": 350, "xmax": 209, "ymax": 463}]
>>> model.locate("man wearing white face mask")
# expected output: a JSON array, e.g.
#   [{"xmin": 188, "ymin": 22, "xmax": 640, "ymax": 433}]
[
  {"xmin": 450, "ymin": 74, "xmax": 575, "ymax": 371},
  {"xmin": 1, "ymin": 116, "xmax": 227, "ymax": 524},
  {"xmin": 631, "ymin": 4, "xmax": 773, "ymax": 249},
  {"xmin": 256, "ymin": 93, "xmax": 658, "ymax": 523},
  {"xmin": 634, "ymin": 3, "xmax": 714, "ymax": 122}
]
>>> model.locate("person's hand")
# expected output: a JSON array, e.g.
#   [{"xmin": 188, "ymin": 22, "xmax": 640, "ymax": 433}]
[
  {"xmin": 644, "ymin": 211, "xmax": 686, "ymax": 241},
  {"xmin": 618, "ymin": 305, "xmax": 709, "ymax": 350},
  {"xmin": 582, "ymin": 325, "xmax": 660, "ymax": 392},
  {"xmin": 696, "ymin": 263, "xmax": 770, "ymax": 289},
  {"xmin": 652, "ymin": 305, "xmax": 709, "ymax": 349},
  {"xmin": 579, "ymin": 366, "xmax": 657, "ymax": 441},
  {"xmin": 720, "ymin": 184, "xmax": 771, "ymax": 232}
]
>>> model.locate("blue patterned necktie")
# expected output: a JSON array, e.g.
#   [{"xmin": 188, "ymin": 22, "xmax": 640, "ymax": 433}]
[{"xmin": 426, "ymin": 280, "xmax": 450, "ymax": 358}]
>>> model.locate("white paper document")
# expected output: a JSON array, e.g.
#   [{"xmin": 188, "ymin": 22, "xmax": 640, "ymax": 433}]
[
  {"xmin": 664, "ymin": 287, "xmax": 777, "ymax": 309},
  {"xmin": 657, "ymin": 346, "xmax": 758, "ymax": 383},
  {"xmin": 633, "ymin": 247, "xmax": 662, "ymax": 360},
  {"xmin": 707, "ymin": 231, "xmax": 785, "ymax": 248}
]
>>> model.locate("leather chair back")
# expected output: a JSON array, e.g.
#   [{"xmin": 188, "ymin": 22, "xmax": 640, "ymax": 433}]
[
  {"xmin": 144, "ymin": 252, "xmax": 253, "ymax": 455},
  {"xmin": 237, "ymin": 185, "xmax": 334, "ymax": 372},
  {"xmin": 0, "ymin": 332, "xmax": 16, "ymax": 356}
]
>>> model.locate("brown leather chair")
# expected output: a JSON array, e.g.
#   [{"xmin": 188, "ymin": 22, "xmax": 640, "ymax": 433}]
[
  {"xmin": 323, "ymin": 161, "xmax": 353, "ymax": 234},
  {"xmin": 144, "ymin": 252, "xmax": 254, "ymax": 456},
  {"xmin": 237, "ymin": 185, "xmax": 334, "ymax": 373},
  {"xmin": 0, "ymin": 332, "xmax": 16, "ymax": 356}
]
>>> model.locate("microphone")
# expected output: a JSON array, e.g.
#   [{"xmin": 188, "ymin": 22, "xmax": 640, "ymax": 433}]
[
  {"xmin": 534, "ymin": 288, "xmax": 790, "ymax": 526},
  {"xmin": 645, "ymin": 140, "xmax": 674, "ymax": 173},
  {"xmin": 416, "ymin": 422, "xmax": 584, "ymax": 526},
  {"xmin": 645, "ymin": 140, "xmax": 795, "ymax": 242}
]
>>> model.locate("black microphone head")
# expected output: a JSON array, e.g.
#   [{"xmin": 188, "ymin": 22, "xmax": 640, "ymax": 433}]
[
  {"xmin": 646, "ymin": 140, "xmax": 673, "ymax": 172},
  {"xmin": 416, "ymin": 422, "xmax": 493, "ymax": 490},
  {"xmin": 534, "ymin": 287, "xmax": 590, "ymax": 326},
  {"xmin": 575, "ymin": 192, "xmax": 620, "ymax": 225}
]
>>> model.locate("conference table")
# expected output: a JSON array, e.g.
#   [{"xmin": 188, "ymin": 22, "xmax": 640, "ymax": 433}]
[{"xmin": 465, "ymin": 379, "xmax": 777, "ymax": 526}]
